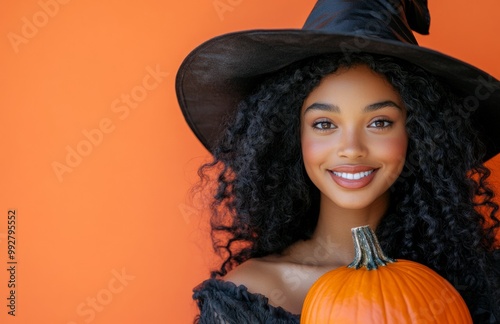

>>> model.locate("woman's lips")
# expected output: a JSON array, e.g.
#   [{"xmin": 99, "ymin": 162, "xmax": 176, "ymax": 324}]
[
  {"xmin": 328, "ymin": 167, "xmax": 378, "ymax": 189},
  {"xmin": 332, "ymin": 170, "xmax": 374, "ymax": 180}
]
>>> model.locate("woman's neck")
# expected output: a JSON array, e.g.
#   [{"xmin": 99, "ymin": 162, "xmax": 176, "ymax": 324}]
[{"xmin": 308, "ymin": 192, "xmax": 389, "ymax": 266}]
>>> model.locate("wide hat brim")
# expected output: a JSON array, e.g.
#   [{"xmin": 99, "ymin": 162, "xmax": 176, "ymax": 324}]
[{"xmin": 176, "ymin": 29, "xmax": 500, "ymax": 161}]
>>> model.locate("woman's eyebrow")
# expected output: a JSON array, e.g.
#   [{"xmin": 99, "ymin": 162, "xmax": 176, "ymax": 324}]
[
  {"xmin": 364, "ymin": 100, "xmax": 402, "ymax": 112},
  {"xmin": 303, "ymin": 103, "xmax": 340, "ymax": 115},
  {"xmin": 304, "ymin": 100, "xmax": 402, "ymax": 115}
]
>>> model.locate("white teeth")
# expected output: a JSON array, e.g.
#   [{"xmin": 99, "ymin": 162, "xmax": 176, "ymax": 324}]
[{"xmin": 333, "ymin": 170, "xmax": 374, "ymax": 180}]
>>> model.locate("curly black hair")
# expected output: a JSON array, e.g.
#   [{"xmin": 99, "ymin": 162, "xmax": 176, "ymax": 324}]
[{"xmin": 196, "ymin": 53, "xmax": 500, "ymax": 322}]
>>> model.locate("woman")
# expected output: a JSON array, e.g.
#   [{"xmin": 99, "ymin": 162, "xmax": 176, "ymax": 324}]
[{"xmin": 176, "ymin": 0, "xmax": 500, "ymax": 322}]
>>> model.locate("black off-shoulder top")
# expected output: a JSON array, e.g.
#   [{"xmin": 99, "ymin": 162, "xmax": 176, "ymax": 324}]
[{"xmin": 193, "ymin": 278, "xmax": 300, "ymax": 324}]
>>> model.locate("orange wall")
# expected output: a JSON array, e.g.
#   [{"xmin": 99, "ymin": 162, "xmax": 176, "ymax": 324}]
[{"xmin": 0, "ymin": 1, "xmax": 498, "ymax": 323}]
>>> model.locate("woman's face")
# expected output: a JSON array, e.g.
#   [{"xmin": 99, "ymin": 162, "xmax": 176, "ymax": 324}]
[{"xmin": 300, "ymin": 64, "xmax": 408, "ymax": 211}]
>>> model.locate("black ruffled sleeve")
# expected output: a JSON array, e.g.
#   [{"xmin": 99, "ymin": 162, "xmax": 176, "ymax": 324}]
[{"xmin": 193, "ymin": 278, "xmax": 300, "ymax": 324}]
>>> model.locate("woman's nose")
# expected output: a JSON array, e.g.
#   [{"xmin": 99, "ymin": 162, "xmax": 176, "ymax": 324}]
[{"xmin": 336, "ymin": 128, "xmax": 367, "ymax": 159}]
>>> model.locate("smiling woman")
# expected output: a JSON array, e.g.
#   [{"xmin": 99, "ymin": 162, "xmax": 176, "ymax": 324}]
[
  {"xmin": 301, "ymin": 65, "xmax": 408, "ymax": 213},
  {"xmin": 176, "ymin": 0, "xmax": 500, "ymax": 322}
]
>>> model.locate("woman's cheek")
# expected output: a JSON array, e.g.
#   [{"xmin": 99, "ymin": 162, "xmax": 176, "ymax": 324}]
[
  {"xmin": 376, "ymin": 134, "xmax": 408, "ymax": 181},
  {"xmin": 302, "ymin": 137, "xmax": 330, "ymax": 163}
]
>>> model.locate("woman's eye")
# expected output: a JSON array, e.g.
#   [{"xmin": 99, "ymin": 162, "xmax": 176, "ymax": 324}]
[
  {"xmin": 313, "ymin": 121, "xmax": 336, "ymax": 130},
  {"xmin": 369, "ymin": 119, "xmax": 393, "ymax": 129}
]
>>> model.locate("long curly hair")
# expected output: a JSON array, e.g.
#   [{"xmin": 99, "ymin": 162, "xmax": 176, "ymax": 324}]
[{"xmin": 197, "ymin": 53, "xmax": 500, "ymax": 321}]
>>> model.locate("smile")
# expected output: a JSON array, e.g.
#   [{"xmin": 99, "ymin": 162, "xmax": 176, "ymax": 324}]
[
  {"xmin": 328, "ymin": 168, "xmax": 378, "ymax": 189},
  {"xmin": 332, "ymin": 170, "xmax": 374, "ymax": 180}
]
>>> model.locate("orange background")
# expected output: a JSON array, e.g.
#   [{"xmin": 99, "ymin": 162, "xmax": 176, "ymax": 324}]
[{"xmin": 0, "ymin": 1, "xmax": 498, "ymax": 323}]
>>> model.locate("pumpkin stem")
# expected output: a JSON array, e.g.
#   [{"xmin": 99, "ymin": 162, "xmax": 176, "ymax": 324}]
[{"xmin": 347, "ymin": 225, "xmax": 395, "ymax": 270}]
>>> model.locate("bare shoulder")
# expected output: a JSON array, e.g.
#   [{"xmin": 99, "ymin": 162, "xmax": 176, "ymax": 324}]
[
  {"xmin": 223, "ymin": 257, "xmax": 285, "ymax": 299},
  {"xmin": 221, "ymin": 254, "xmax": 327, "ymax": 314},
  {"xmin": 219, "ymin": 237, "xmax": 349, "ymax": 314}
]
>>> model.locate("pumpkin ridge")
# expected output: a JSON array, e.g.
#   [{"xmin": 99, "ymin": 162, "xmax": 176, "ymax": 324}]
[
  {"xmin": 354, "ymin": 266, "xmax": 369, "ymax": 322},
  {"xmin": 389, "ymin": 262, "xmax": 426, "ymax": 322},
  {"xmin": 391, "ymin": 261, "xmax": 461, "ymax": 322},
  {"xmin": 372, "ymin": 267, "xmax": 390, "ymax": 322},
  {"xmin": 381, "ymin": 265, "xmax": 401, "ymax": 323},
  {"xmin": 338, "ymin": 270, "xmax": 359, "ymax": 319},
  {"xmin": 328, "ymin": 272, "xmax": 346, "ymax": 319}
]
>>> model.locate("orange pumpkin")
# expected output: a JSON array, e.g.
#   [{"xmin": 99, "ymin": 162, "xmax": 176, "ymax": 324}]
[{"xmin": 301, "ymin": 226, "xmax": 472, "ymax": 323}]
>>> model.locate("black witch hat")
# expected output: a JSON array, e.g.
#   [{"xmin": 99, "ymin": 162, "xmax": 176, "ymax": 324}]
[{"xmin": 176, "ymin": 0, "xmax": 500, "ymax": 160}]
